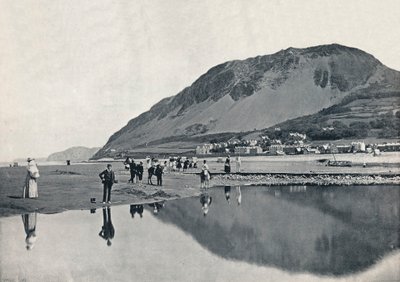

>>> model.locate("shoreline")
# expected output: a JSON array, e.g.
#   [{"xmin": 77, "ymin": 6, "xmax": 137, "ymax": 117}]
[{"xmin": 1, "ymin": 155, "xmax": 399, "ymax": 218}]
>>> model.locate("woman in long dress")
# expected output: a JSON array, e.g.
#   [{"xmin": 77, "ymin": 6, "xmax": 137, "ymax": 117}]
[{"xmin": 22, "ymin": 158, "xmax": 40, "ymax": 198}]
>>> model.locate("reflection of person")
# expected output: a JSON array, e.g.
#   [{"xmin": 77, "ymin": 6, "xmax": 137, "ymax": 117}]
[
  {"xmin": 224, "ymin": 156, "xmax": 231, "ymax": 173},
  {"xmin": 130, "ymin": 204, "xmax": 144, "ymax": 218},
  {"xmin": 148, "ymin": 201, "xmax": 165, "ymax": 214},
  {"xmin": 22, "ymin": 158, "xmax": 40, "ymax": 198},
  {"xmin": 99, "ymin": 207, "xmax": 115, "ymax": 246},
  {"xmin": 225, "ymin": 186, "xmax": 231, "ymax": 204},
  {"xmin": 22, "ymin": 213, "xmax": 37, "ymax": 250},
  {"xmin": 236, "ymin": 186, "xmax": 242, "ymax": 205},
  {"xmin": 200, "ymin": 193, "xmax": 212, "ymax": 216},
  {"xmin": 99, "ymin": 164, "xmax": 117, "ymax": 204},
  {"xmin": 200, "ymin": 160, "xmax": 210, "ymax": 189}
]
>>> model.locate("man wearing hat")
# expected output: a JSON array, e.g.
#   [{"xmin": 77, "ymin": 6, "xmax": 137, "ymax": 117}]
[{"xmin": 99, "ymin": 164, "xmax": 117, "ymax": 204}]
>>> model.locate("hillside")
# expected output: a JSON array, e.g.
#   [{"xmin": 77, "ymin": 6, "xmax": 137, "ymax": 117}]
[
  {"xmin": 93, "ymin": 44, "xmax": 400, "ymax": 158},
  {"xmin": 47, "ymin": 146, "xmax": 100, "ymax": 161}
]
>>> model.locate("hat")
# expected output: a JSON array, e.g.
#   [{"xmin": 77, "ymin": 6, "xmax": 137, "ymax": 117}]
[{"xmin": 27, "ymin": 157, "xmax": 34, "ymax": 162}]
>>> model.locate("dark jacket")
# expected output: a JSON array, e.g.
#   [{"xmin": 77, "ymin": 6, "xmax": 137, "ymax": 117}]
[
  {"xmin": 99, "ymin": 169, "xmax": 116, "ymax": 184},
  {"xmin": 155, "ymin": 166, "xmax": 163, "ymax": 177},
  {"xmin": 136, "ymin": 164, "xmax": 144, "ymax": 176}
]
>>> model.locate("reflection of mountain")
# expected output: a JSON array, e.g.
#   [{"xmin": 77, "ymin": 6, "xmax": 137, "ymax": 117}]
[{"xmin": 153, "ymin": 186, "xmax": 399, "ymax": 275}]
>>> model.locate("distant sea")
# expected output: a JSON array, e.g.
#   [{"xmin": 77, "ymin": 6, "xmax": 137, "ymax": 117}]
[{"xmin": 0, "ymin": 160, "xmax": 68, "ymax": 168}]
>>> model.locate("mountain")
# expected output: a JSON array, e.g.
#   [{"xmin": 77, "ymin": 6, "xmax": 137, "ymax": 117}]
[
  {"xmin": 93, "ymin": 44, "xmax": 400, "ymax": 158},
  {"xmin": 47, "ymin": 146, "xmax": 100, "ymax": 161}
]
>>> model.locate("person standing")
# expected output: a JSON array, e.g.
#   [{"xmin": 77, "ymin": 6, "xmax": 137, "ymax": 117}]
[
  {"xmin": 224, "ymin": 156, "xmax": 231, "ymax": 174},
  {"xmin": 148, "ymin": 164, "xmax": 155, "ymax": 185},
  {"xmin": 99, "ymin": 164, "xmax": 117, "ymax": 204},
  {"xmin": 136, "ymin": 161, "xmax": 144, "ymax": 184},
  {"xmin": 129, "ymin": 160, "xmax": 137, "ymax": 184},
  {"xmin": 155, "ymin": 164, "xmax": 163, "ymax": 186},
  {"xmin": 201, "ymin": 160, "xmax": 210, "ymax": 189},
  {"xmin": 22, "ymin": 158, "xmax": 40, "ymax": 198},
  {"xmin": 236, "ymin": 156, "xmax": 242, "ymax": 173}
]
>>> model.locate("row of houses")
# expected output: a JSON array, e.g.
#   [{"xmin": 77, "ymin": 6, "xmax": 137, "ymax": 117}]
[{"xmin": 196, "ymin": 141, "xmax": 400, "ymax": 156}]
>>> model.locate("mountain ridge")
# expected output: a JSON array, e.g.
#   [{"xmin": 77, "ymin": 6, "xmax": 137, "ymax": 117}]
[{"xmin": 93, "ymin": 44, "xmax": 400, "ymax": 159}]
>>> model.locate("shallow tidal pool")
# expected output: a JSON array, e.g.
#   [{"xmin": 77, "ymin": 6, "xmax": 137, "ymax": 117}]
[{"xmin": 1, "ymin": 185, "xmax": 399, "ymax": 281}]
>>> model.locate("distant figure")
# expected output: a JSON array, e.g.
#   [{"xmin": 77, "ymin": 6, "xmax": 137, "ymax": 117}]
[
  {"xmin": 99, "ymin": 164, "xmax": 117, "ymax": 204},
  {"xmin": 224, "ymin": 156, "xmax": 231, "ymax": 174},
  {"xmin": 177, "ymin": 159, "xmax": 182, "ymax": 171},
  {"xmin": 129, "ymin": 160, "xmax": 137, "ymax": 184},
  {"xmin": 22, "ymin": 213, "xmax": 37, "ymax": 250},
  {"xmin": 183, "ymin": 159, "xmax": 189, "ymax": 171},
  {"xmin": 200, "ymin": 160, "xmax": 210, "ymax": 189},
  {"xmin": 148, "ymin": 201, "xmax": 165, "ymax": 214},
  {"xmin": 200, "ymin": 192, "xmax": 212, "ymax": 216},
  {"xmin": 130, "ymin": 204, "xmax": 144, "ymax": 218},
  {"xmin": 225, "ymin": 186, "xmax": 231, "ymax": 204},
  {"xmin": 236, "ymin": 186, "xmax": 242, "ymax": 205},
  {"xmin": 124, "ymin": 157, "xmax": 132, "ymax": 170},
  {"xmin": 136, "ymin": 162, "xmax": 144, "ymax": 184},
  {"xmin": 148, "ymin": 165, "xmax": 155, "ymax": 185},
  {"xmin": 22, "ymin": 158, "xmax": 40, "ymax": 198},
  {"xmin": 236, "ymin": 156, "xmax": 241, "ymax": 173},
  {"xmin": 99, "ymin": 207, "xmax": 115, "ymax": 246},
  {"xmin": 146, "ymin": 157, "xmax": 152, "ymax": 170},
  {"xmin": 155, "ymin": 164, "xmax": 163, "ymax": 186},
  {"xmin": 163, "ymin": 161, "xmax": 168, "ymax": 173}
]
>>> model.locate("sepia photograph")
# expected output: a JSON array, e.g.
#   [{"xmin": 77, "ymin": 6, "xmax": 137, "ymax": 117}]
[{"xmin": 0, "ymin": 0, "xmax": 399, "ymax": 281}]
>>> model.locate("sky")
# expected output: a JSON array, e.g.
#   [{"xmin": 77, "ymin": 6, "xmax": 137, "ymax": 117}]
[{"xmin": 0, "ymin": 0, "xmax": 399, "ymax": 162}]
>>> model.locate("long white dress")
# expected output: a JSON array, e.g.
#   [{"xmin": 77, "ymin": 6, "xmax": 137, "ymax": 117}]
[{"xmin": 23, "ymin": 161, "xmax": 39, "ymax": 198}]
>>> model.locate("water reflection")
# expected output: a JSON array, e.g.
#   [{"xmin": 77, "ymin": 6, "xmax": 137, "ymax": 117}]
[
  {"xmin": 154, "ymin": 185, "xmax": 400, "ymax": 275},
  {"xmin": 200, "ymin": 192, "xmax": 212, "ymax": 216},
  {"xmin": 99, "ymin": 207, "xmax": 114, "ymax": 246},
  {"xmin": 148, "ymin": 201, "xmax": 165, "ymax": 215},
  {"xmin": 22, "ymin": 213, "xmax": 37, "ymax": 250},
  {"xmin": 224, "ymin": 186, "xmax": 231, "ymax": 204},
  {"xmin": 130, "ymin": 204, "xmax": 144, "ymax": 218}
]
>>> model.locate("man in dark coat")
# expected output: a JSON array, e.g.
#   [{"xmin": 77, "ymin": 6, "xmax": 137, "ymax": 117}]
[
  {"xmin": 99, "ymin": 164, "xmax": 117, "ymax": 204},
  {"xmin": 148, "ymin": 165, "xmax": 155, "ymax": 185},
  {"xmin": 129, "ymin": 161, "xmax": 137, "ymax": 183},
  {"xmin": 155, "ymin": 164, "xmax": 163, "ymax": 186},
  {"xmin": 136, "ymin": 161, "xmax": 144, "ymax": 184}
]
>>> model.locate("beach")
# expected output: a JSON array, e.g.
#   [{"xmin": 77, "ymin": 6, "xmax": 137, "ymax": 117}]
[{"xmin": 0, "ymin": 153, "xmax": 399, "ymax": 217}]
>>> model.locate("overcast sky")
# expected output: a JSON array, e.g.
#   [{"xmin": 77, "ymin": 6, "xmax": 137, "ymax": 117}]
[{"xmin": 0, "ymin": 0, "xmax": 399, "ymax": 161}]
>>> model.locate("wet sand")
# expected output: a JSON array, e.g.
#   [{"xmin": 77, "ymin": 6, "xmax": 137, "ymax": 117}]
[{"xmin": 0, "ymin": 154, "xmax": 399, "ymax": 217}]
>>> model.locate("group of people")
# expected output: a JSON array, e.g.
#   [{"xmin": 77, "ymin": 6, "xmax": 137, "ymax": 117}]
[
  {"xmin": 224, "ymin": 155, "xmax": 242, "ymax": 174},
  {"xmin": 124, "ymin": 157, "xmax": 164, "ymax": 186}
]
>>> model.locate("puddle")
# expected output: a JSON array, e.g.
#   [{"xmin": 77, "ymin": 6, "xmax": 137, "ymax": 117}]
[{"xmin": 0, "ymin": 185, "xmax": 399, "ymax": 281}]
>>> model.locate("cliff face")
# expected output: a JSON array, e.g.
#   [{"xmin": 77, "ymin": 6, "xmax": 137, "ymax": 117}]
[
  {"xmin": 47, "ymin": 146, "xmax": 100, "ymax": 161},
  {"xmin": 94, "ymin": 44, "xmax": 400, "ymax": 158}
]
